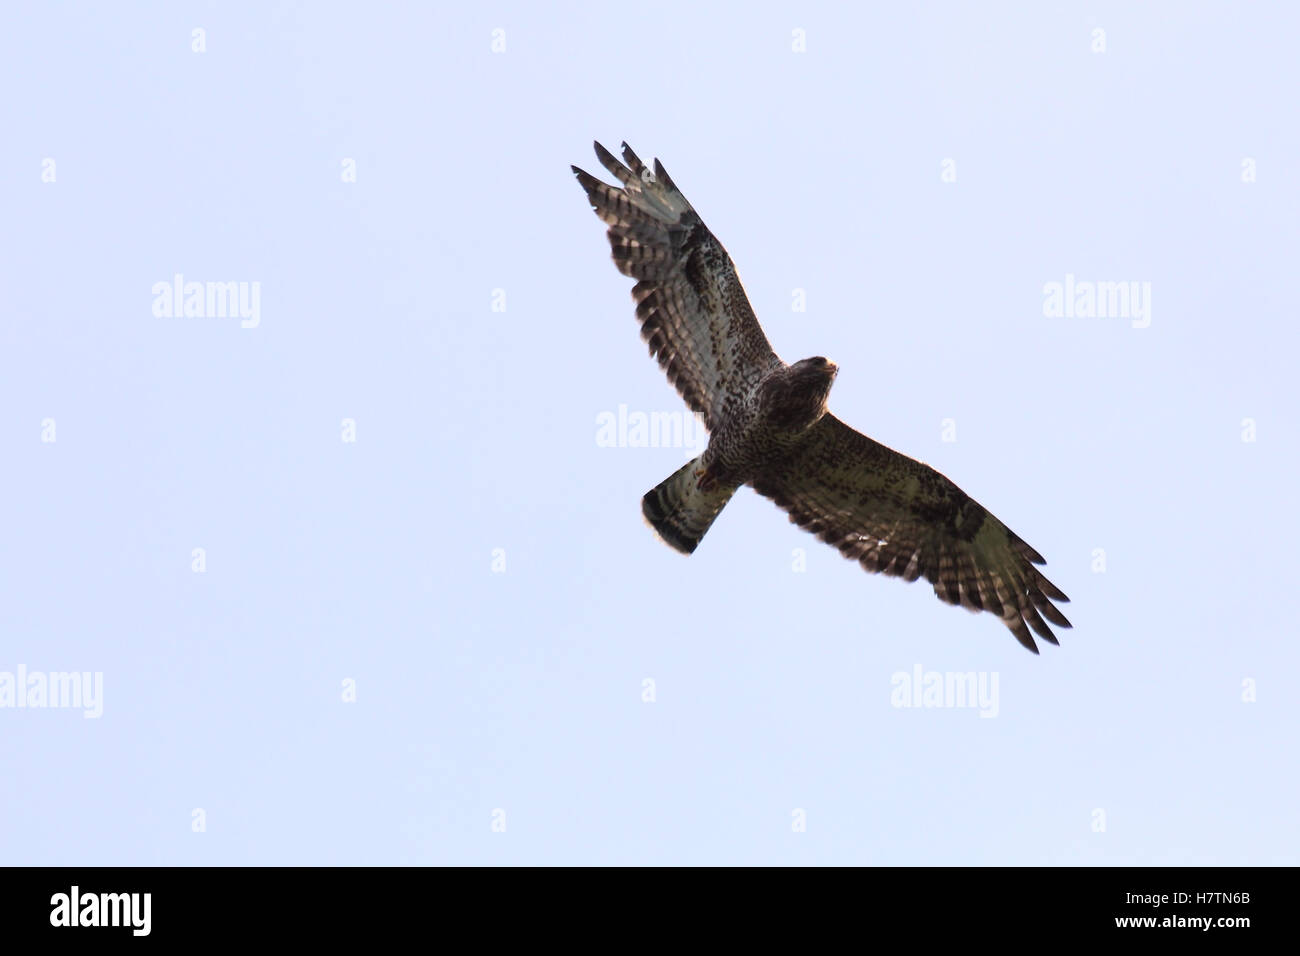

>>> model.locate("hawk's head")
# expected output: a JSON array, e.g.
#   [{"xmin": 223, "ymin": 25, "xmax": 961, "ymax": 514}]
[{"xmin": 759, "ymin": 357, "xmax": 838, "ymax": 432}]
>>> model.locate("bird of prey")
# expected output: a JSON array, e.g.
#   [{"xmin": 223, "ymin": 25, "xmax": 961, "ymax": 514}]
[{"xmin": 572, "ymin": 142, "xmax": 1071, "ymax": 652}]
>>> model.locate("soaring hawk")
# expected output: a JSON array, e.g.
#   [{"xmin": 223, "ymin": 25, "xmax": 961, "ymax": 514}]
[{"xmin": 572, "ymin": 142, "xmax": 1072, "ymax": 652}]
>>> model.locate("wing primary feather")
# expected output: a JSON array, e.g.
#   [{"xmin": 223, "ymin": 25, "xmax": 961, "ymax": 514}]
[
  {"xmin": 594, "ymin": 141, "xmax": 635, "ymax": 187},
  {"xmin": 653, "ymin": 159, "xmax": 679, "ymax": 192},
  {"xmin": 1004, "ymin": 613, "xmax": 1040, "ymax": 653},
  {"xmin": 1022, "ymin": 604, "xmax": 1058, "ymax": 644},
  {"xmin": 620, "ymin": 142, "xmax": 649, "ymax": 179}
]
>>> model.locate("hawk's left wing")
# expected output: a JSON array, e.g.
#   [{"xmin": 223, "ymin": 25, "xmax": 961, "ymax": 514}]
[
  {"xmin": 751, "ymin": 414, "xmax": 1072, "ymax": 652},
  {"xmin": 572, "ymin": 142, "xmax": 781, "ymax": 431}
]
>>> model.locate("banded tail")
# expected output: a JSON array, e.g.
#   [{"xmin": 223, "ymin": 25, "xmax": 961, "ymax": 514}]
[{"xmin": 641, "ymin": 457, "xmax": 737, "ymax": 554}]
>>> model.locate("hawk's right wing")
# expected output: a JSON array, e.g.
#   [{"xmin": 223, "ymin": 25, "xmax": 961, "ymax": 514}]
[
  {"xmin": 572, "ymin": 142, "xmax": 781, "ymax": 431},
  {"xmin": 752, "ymin": 414, "xmax": 1073, "ymax": 653}
]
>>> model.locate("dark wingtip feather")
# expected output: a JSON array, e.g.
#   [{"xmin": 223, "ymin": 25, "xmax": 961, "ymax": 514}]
[
  {"xmin": 653, "ymin": 158, "xmax": 677, "ymax": 192},
  {"xmin": 1034, "ymin": 571, "xmax": 1069, "ymax": 603},
  {"xmin": 1022, "ymin": 605, "xmax": 1057, "ymax": 643},
  {"xmin": 1012, "ymin": 535, "xmax": 1047, "ymax": 565},
  {"xmin": 570, "ymin": 167, "xmax": 608, "ymax": 213},
  {"xmin": 593, "ymin": 141, "xmax": 636, "ymax": 187},
  {"xmin": 1005, "ymin": 614, "xmax": 1040, "ymax": 654},
  {"xmin": 1036, "ymin": 597, "xmax": 1072, "ymax": 629},
  {"xmin": 620, "ymin": 142, "xmax": 649, "ymax": 177}
]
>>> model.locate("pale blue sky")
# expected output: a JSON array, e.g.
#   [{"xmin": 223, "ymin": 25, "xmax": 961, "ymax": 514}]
[{"xmin": 1, "ymin": 2, "xmax": 1296, "ymax": 865}]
